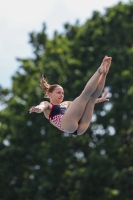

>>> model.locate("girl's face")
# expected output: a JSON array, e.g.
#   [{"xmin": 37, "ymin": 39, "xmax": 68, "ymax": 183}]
[{"xmin": 49, "ymin": 86, "xmax": 64, "ymax": 104}]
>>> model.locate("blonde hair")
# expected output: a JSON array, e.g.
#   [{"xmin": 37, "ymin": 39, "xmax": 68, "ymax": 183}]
[{"xmin": 40, "ymin": 74, "xmax": 61, "ymax": 98}]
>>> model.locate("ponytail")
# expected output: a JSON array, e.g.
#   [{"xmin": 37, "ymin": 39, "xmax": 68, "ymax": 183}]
[
  {"xmin": 40, "ymin": 74, "xmax": 50, "ymax": 98},
  {"xmin": 40, "ymin": 74, "xmax": 60, "ymax": 98}
]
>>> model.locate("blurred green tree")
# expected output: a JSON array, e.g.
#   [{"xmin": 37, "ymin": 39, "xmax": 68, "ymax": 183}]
[{"xmin": 0, "ymin": 1, "xmax": 133, "ymax": 200}]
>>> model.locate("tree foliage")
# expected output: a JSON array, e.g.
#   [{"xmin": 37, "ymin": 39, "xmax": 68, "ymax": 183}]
[{"xmin": 0, "ymin": 1, "xmax": 133, "ymax": 200}]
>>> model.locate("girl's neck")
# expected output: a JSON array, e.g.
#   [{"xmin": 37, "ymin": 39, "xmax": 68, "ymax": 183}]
[{"xmin": 50, "ymin": 100, "xmax": 62, "ymax": 105}]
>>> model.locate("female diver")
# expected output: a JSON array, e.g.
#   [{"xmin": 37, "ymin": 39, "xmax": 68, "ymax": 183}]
[{"xmin": 29, "ymin": 56, "xmax": 112, "ymax": 136}]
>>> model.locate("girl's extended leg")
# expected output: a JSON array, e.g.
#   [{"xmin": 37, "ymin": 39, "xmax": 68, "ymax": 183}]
[
  {"xmin": 77, "ymin": 73, "xmax": 107, "ymax": 135},
  {"xmin": 61, "ymin": 56, "xmax": 112, "ymax": 133}
]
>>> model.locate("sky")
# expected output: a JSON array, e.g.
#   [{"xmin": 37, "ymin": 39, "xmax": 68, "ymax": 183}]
[{"xmin": 0, "ymin": 0, "xmax": 129, "ymax": 88}]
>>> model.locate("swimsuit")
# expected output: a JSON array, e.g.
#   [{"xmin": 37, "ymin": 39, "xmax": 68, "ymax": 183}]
[{"xmin": 49, "ymin": 103, "xmax": 77, "ymax": 136}]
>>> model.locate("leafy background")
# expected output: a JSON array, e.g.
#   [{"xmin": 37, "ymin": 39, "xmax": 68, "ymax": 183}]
[{"xmin": 0, "ymin": 1, "xmax": 133, "ymax": 200}]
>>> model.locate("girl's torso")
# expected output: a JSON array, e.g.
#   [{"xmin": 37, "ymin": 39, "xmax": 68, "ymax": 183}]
[
  {"xmin": 43, "ymin": 101, "xmax": 70, "ymax": 129},
  {"xmin": 44, "ymin": 101, "xmax": 69, "ymax": 119}
]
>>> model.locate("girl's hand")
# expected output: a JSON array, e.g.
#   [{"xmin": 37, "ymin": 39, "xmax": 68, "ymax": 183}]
[
  {"xmin": 96, "ymin": 90, "xmax": 109, "ymax": 103},
  {"xmin": 29, "ymin": 106, "xmax": 42, "ymax": 113}
]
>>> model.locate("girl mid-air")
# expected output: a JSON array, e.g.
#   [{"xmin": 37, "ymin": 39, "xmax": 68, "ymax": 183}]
[{"xmin": 29, "ymin": 56, "xmax": 112, "ymax": 136}]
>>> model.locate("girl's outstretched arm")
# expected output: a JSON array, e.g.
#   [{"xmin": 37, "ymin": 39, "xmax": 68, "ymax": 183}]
[
  {"xmin": 95, "ymin": 90, "xmax": 109, "ymax": 104},
  {"xmin": 29, "ymin": 101, "xmax": 49, "ymax": 113}
]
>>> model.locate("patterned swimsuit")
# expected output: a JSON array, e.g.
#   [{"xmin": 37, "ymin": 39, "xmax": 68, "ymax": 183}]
[{"xmin": 49, "ymin": 103, "xmax": 77, "ymax": 135}]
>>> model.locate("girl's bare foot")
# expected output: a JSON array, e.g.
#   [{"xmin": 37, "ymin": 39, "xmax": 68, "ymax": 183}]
[
  {"xmin": 98, "ymin": 56, "xmax": 112, "ymax": 74},
  {"xmin": 105, "ymin": 56, "xmax": 112, "ymax": 74}
]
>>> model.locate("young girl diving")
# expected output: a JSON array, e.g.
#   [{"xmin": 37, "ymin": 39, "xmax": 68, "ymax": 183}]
[{"xmin": 29, "ymin": 55, "xmax": 112, "ymax": 136}]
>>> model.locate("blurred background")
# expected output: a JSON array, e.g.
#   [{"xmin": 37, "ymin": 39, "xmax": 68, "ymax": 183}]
[
  {"xmin": 0, "ymin": 0, "xmax": 129, "ymax": 88},
  {"xmin": 0, "ymin": 0, "xmax": 133, "ymax": 200}
]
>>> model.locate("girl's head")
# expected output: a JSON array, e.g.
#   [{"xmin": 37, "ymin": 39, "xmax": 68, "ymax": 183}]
[{"xmin": 40, "ymin": 75, "xmax": 64, "ymax": 103}]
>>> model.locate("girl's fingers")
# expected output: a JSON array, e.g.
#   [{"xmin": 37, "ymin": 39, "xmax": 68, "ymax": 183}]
[{"xmin": 103, "ymin": 90, "xmax": 108, "ymax": 97}]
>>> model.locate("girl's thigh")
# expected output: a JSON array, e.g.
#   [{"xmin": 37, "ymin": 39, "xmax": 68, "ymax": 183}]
[{"xmin": 61, "ymin": 95, "xmax": 90, "ymax": 132}]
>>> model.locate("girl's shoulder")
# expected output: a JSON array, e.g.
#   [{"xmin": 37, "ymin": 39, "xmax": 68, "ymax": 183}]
[
  {"xmin": 61, "ymin": 101, "xmax": 72, "ymax": 108},
  {"xmin": 40, "ymin": 100, "xmax": 50, "ymax": 105},
  {"xmin": 42, "ymin": 101, "xmax": 52, "ymax": 119},
  {"xmin": 40, "ymin": 101, "xmax": 52, "ymax": 109}
]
